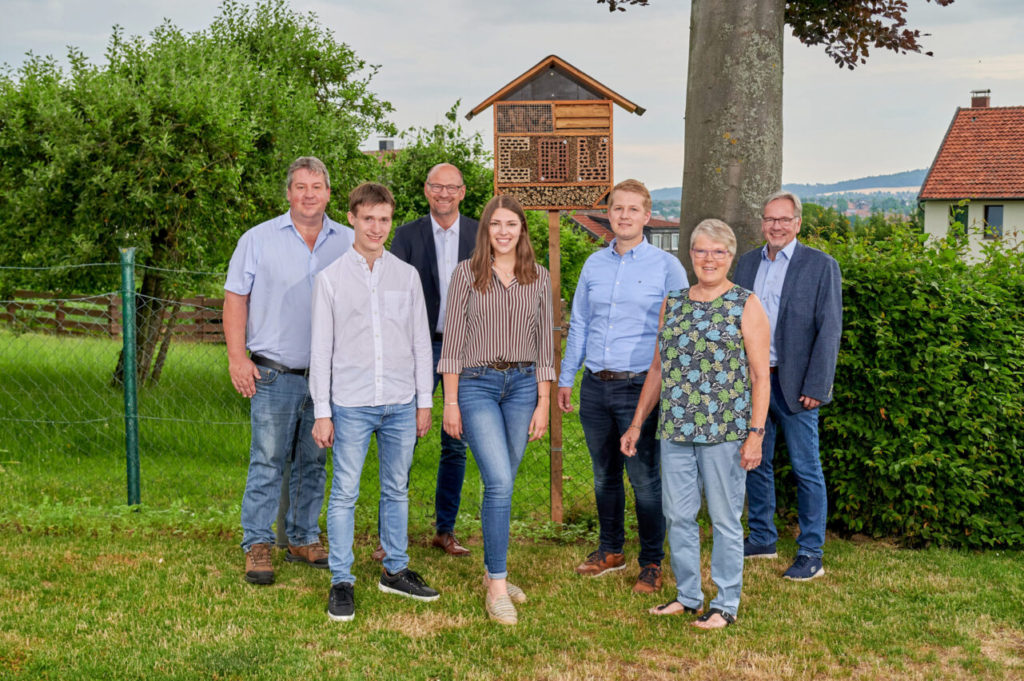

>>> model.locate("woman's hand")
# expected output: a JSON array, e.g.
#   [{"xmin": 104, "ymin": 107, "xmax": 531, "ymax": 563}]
[
  {"xmin": 528, "ymin": 403, "xmax": 549, "ymax": 441},
  {"xmin": 739, "ymin": 435, "xmax": 763, "ymax": 471},
  {"xmin": 620, "ymin": 425, "xmax": 640, "ymax": 457},
  {"xmin": 442, "ymin": 403, "xmax": 463, "ymax": 440}
]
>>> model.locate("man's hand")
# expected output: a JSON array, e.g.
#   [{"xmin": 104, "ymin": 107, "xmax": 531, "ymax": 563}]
[
  {"xmin": 557, "ymin": 387, "xmax": 574, "ymax": 413},
  {"xmin": 799, "ymin": 395, "xmax": 821, "ymax": 410},
  {"xmin": 229, "ymin": 357, "xmax": 261, "ymax": 398},
  {"xmin": 312, "ymin": 417, "xmax": 334, "ymax": 449},
  {"xmin": 416, "ymin": 408, "xmax": 432, "ymax": 437}
]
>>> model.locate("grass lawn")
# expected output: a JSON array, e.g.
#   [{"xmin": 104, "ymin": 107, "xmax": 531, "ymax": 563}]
[{"xmin": 1, "ymin": 331, "xmax": 1022, "ymax": 679}]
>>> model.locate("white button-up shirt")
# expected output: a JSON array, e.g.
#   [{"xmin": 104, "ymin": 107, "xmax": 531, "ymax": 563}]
[
  {"xmin": 432, "ymin": 214, "xmax": 461, "ymax": 334},
  {"xmin": 309, "ymin": 249, "xmax": 433, "ymax": 416}
]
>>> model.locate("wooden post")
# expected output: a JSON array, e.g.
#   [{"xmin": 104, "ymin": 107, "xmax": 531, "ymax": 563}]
[{"xmin": 547, "ymin": 209, "xmax": 564, "ymax": 523}]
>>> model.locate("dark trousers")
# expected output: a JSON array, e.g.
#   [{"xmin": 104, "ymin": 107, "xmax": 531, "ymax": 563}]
[
  {"xmin": 578, "ymin": 370, "xmax": 665, "ymax": 566},
  {"xmin": 432, "ymin": 339, "xmax": 468, "ymax": 533}
]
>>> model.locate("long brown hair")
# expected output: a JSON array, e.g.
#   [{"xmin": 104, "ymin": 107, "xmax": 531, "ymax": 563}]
[{"xmin": 469, "ymin": 194, "xmax": 538, "ymax": 292}]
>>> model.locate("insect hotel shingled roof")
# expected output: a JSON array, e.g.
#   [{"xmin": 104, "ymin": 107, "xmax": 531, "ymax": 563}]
[{"xmin": 468, "ymin": 55, "xmax": 644, "ymax": 210}]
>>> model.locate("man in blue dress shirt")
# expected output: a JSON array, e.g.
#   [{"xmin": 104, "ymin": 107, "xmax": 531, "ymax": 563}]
[
  {"xmin": 733, "ymin": 190, "xmax": 842, "ymax": 581},
  {"xmin": 224, "ymin": 157, "xmax": 353, "ymax": 586},
  {"xmin": 558, "ymin": 179, "xmax": 688, "ymax": 594}
]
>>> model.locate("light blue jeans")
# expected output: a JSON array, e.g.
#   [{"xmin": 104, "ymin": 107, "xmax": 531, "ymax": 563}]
[
  {"xmin": 326, "ymin": 400, "xmax": 416, "ymax": 585},
  {"xmin": 457, "ymin": 365, "xmax": 537, "ymax": 579},
  {"xmin": 746, "ymin": 373, "xmax": 827, "ymax": 558},
  {"xmin": 240, "ymin": 368, "xmax": 325, "ymax": 552},
  {"xmin": 662, "ymin": 438, "xmax": 747, "ymax": 617}
]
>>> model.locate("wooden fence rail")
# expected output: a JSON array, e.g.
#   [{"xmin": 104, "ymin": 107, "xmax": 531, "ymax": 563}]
[{"xmin": 0, "ymin": 290, "xmax": 226, "ymax": 343}]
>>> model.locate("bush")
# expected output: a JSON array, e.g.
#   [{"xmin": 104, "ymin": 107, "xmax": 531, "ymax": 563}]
[{"xmin": 813, "ymin": 227, "xmax": 1024, "ymax": 548}]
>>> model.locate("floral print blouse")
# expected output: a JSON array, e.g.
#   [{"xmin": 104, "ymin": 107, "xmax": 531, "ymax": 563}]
[{"xmin": 658, "ymin": 285, "xmax": 752, "ymax": 444}]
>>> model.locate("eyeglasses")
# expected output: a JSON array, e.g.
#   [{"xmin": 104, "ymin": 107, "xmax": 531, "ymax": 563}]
[
  {"xmin": 690, "ymin": 248, "xmax": 731, "ymax": 261},
  {"xmin": 426, "ymin": 182, "xmax": 464, "ymax": 194},
  {"xmin": 761, "ymin": 216, "xmax": 797, "ymax": 226}
]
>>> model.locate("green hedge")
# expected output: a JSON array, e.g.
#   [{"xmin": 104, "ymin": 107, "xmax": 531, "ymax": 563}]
[{"xmin": 812, "ymin": 228, "xmax": 1024, "ymax": 548}]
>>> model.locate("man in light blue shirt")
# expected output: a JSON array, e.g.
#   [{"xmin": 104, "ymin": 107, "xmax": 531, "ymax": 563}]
[
  {"xmin": 558, "ymin": 179, "xmax": 688, "ymax": 593},
  {"xmin": 224, "ymin": 156, "xmax": 353, "ymax": 586}
]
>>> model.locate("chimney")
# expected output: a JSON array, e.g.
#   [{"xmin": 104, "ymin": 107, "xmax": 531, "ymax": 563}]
[
  {"xmin": 378, "ymin": 139, "xmax": 395, "ymax": 151},
  {"xmin": 970, "ymin": 89, "xmax": 991, "ymax": 108}
]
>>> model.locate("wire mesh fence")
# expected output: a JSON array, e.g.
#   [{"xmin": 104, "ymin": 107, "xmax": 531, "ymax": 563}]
[{"xmin": 0, "ymin": 261, "xmax": 602, "ymax": 536}]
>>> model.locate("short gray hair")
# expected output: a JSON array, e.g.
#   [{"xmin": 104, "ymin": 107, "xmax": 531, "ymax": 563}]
[
  {"xmin": 690, "ymin": 218, "xmax": 737, "ymax": 256},
  {"xmin": 762, "ymin": 190, "xmax": 802, "ymax": 218},
  {"xmin": 286, "ymin": 156, "xmax": 330, "ymax": 190}
]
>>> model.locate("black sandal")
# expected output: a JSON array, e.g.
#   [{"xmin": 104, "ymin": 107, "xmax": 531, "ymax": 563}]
[
  {"xmin": 695, "ymin": 607, "xmax": 736, "ymax": 627},
  {"xmin": 650, "ymin": 600, "xmax": 700, "ymax": 615}
]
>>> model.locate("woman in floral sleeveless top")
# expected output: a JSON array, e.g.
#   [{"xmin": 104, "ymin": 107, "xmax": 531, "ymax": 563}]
[{"xmin": 621, "ymin": 219, "xmax": 770, "ymax": 629}]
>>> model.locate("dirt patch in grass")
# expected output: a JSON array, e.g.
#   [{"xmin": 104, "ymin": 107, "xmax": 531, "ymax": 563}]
[
  {"xmin": 979, "ymin": 626, "xmax": 1024, "ymax": 670},
  {"xmin": 368, "ymin": 610, "xmax": 474, "ymax": 638}
]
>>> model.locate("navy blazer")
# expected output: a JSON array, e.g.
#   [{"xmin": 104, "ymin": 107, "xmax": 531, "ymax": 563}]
[
  {"xmin": 390, "ymin": 214, "xmax": 479, "ymax": 333},
  {"xmin": 734, "ymin": 241, "xmax": 842, "ymax": 413}
]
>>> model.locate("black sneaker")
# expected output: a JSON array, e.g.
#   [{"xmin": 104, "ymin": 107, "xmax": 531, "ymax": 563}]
[
  {"xmin": 378, "ymin": 568, "xmax": 440, "ymax": 602},
  {"xmin": 327, "ymin": 582, "xmax": 355, "ymax": 622}
]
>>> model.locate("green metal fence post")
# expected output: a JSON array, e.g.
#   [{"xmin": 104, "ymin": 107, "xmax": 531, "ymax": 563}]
[{"xmin": 120, "ymin": 247, "xmax": 140, "ymax": 505}]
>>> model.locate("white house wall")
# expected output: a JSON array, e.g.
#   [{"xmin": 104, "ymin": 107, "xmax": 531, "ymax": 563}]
[{"xmin": 922, "ymin": 199, "xmax": 1023, "ymax": 258}]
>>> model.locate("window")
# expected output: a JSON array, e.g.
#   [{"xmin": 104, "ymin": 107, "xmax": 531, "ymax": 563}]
[
  {"xmin": 670, "ymin": 232, "xmax": 679, "ymax": 252},
  {"xmin": 650, "ymin": 233, "xmax": 662, "ymax": 249},
  {"xmin": 984, "ymin": 205, "xmax": 1004, "ymax": 239}
]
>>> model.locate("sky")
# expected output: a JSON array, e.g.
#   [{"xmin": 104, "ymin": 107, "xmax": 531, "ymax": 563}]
[{"xmin": 2, "ymin": 0, "xmax": 1023, "ymax": 190}]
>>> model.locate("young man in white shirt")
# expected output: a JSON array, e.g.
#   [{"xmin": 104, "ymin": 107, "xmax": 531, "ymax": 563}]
[{"xmin": 309, "ymin": 182, "xmax": 438, "ymax": 622}]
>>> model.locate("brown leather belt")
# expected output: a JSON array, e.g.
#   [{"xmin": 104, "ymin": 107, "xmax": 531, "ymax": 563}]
[
  {"xmin": 769, "ymin": 366, "xmax": 778, "ymax": 374},
  {"xmin": 485, "ymin": 361, "xmax": 533, "ymax": 371},
  {"xmin": 588, "ymin": 368, "xmax": 647, "ymax": 381}
]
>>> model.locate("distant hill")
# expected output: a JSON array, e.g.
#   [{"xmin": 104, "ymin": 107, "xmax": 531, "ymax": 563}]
[{"xmin": 650, "ymin": 168, "xmax": 928, "ymax": 200}]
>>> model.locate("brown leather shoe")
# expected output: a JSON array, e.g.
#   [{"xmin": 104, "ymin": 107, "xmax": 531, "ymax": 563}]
[
  {"xmin": 632, "ymin": 563, "xmax": 663, "ymax": 593},
  {"xmin": 371, "ymin": 544, "xmax": 386, "ymax": 562},
  {"xmin": 574, "ymin": 549, "xmax": 626, "ymax": 577},
  {"xmin": 431, "ymin": 532, "xmax": 471, "ymax": 556},
  {"xmin": 245, "ymin": 543, "xmax": 274, "ymax": 584},
  {"xmin": 285, "ymin": 541, "xmax": 329, "ymax": 569}
]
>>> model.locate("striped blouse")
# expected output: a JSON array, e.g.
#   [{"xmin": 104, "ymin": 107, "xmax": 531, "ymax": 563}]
[{"xmin": 437, "ymin": 260, "xmax": 556, "ymax": 383}]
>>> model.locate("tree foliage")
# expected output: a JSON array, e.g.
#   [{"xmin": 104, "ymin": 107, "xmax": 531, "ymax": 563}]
[
  {"xmin": 0, "ymin": 0, "xmax": 393, "ymax": 383},
  {"xmin": 376, "ymin": 102, "xmax": 492, "ymax": 226},
  {"xmin": 600, "ymin": 0, "xmax": 955, "ymax": 69}
]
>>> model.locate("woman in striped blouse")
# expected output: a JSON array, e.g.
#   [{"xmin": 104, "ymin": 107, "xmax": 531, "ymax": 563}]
[{"xmin": 438, "ymin": 194, "xmax": 555, "ymax": 626}]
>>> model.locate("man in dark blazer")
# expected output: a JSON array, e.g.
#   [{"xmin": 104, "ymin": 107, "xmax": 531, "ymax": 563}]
[
  {"xmin": 733, "ymin": 190, "xmax": 842, "ymax": 581},
  {"xmin": 389, "ymin": 163, "xmax": 478, "ymax": 556}
]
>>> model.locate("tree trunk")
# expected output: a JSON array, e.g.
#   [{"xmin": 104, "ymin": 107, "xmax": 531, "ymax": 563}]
[{"xmin": 680, "ymin": 0, "xmax": 784, "ymax": 281}]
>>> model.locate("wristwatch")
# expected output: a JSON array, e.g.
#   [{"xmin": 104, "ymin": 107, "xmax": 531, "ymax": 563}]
[{"xmin": 749, "ymin": 426, "xmax": 765, "ymax": 435}]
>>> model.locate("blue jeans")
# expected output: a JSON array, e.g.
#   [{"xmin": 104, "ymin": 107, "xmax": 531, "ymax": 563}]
[
  {"xmin": 240, "ymin": 368, "xmax": 326, "ymax": 552},
  {"xmin": 433, "ymin": 339, "xmax": 468, "ymax": 534},
  {"xmin": 578, "ymin": 370, "xmax": 665, "ymax": 566},
  {"xmin": 457, "ymin": 365, "xmax": 537, "ymax": 579},
  {"xmin": 662, "ymin": 439, "xmax": 747, "ymax": 616},
  {"xmin": 327, "ymin": 401, "xmax": 416, "ymax": 585},
  {"xmin": 746, "ymin": 373, "xmax": 827, "ymax": 558}
]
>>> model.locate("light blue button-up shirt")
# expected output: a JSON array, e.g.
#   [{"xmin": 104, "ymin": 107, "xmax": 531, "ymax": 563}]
[
  {"xmin": 752, "ymin": 238, "xmax": 797, "ymax": 366},
  {"xmin": 225, "ymin": 211, "xmax": 353, "ymax": 369},
  {"xmin": 558, "ymin": 238, "xmax": 688, "ymax": 387}
]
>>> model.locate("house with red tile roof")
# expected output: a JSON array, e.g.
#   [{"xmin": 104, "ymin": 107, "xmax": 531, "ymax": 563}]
[
  {"xmin": 918, "ymin": 91, "xmax": 1024, "ymax": 253},
  {"xmin": 569, "ymin": 211, "xmax": 681, "ymax": 254}
]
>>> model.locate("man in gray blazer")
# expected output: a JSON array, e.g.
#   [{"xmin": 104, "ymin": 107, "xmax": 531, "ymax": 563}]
[
  {"xmin": 389, "ymin": 163, "xmax": 478, "ymax": 557},
  {"xmin": 733, "ymin": 190, "xmax": 842, "ymax": 581}
]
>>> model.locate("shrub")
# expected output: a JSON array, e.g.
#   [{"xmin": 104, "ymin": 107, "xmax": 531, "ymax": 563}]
[{"xmin": 813, "ymin": 227, "xmax": 1024, "ymax": 548}]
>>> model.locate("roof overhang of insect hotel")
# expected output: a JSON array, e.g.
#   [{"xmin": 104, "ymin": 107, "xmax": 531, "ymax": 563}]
[{"xmin": 467, "ymin": 55, "xmax": 644, "ymax": 211}]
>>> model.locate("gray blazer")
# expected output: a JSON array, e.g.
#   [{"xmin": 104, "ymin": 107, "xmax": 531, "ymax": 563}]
[{"xmin": 734, "ymin": 241, "xmax": 843, "ymax": 413}]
